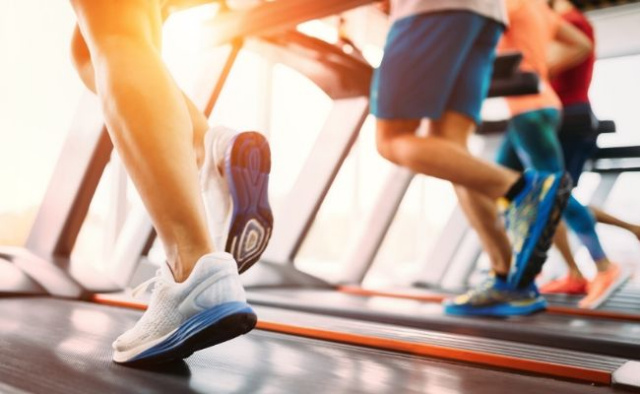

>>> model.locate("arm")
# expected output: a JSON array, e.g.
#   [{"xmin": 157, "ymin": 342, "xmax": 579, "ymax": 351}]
[{"xmin": 548, "ymin": 21, "xmax": 593, "ymax": 78}]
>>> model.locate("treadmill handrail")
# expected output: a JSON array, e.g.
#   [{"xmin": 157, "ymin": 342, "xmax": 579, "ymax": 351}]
[{"xmin": 201, "ymin": 0, "xmax": 377, "ymax": 48}]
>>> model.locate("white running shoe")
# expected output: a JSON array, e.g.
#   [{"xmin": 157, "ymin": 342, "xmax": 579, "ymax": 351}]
[
  {"xmin": 200, "ymin": 126, "xmax": 273, "ymax": 273},
  {"xmin": 112, "ymin": 253, "xmax": 257, "ymax": 366}
]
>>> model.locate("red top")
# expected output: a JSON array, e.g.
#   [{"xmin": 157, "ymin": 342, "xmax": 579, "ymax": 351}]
[{"xmin": 550, "ymin": 9, "xmax": 596, "ymax": 106}]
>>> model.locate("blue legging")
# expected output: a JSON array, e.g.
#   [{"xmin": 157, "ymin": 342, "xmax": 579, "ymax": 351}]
[{"xmin": 496, "ymin": 108, "xmax": 607, "ymax": 263}]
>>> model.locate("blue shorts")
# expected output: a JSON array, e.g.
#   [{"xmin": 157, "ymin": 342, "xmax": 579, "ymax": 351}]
[{"xmin": 370, "ymin": 11, "xmax": 503, "ymax": 124}]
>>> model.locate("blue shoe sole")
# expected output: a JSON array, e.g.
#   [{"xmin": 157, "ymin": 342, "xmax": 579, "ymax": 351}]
[
  {"xmin": 225, "ymin": 132, "xmax": 273, "ymax": 274},
  {"xmin": 444, "ymin": 297, "xmax": 548, "ymax": 317},
  {"xmin": 510, "ymin": 173, "xmax": 572, "ymax": 288},
  {"xmin": 122, "ymin": 301, "xmax": 257, "ymax": 366}
]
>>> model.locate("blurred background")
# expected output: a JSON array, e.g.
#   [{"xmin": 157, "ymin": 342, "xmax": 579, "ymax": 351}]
[{"xmin": 1, "ymin": 0, "xmax": 639, "ymax": 287}]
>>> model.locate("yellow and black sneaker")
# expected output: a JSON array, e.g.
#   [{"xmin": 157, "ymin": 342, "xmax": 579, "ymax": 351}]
[
  {"xmin": 443, "ymin": 274, "xmax": 546, "ymax": 317},
  {"xmin": 499, "ymin": 170, "xmax": 572, "ymax": 290}
]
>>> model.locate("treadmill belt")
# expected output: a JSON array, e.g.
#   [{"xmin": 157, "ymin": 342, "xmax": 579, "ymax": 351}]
[
  {"xmin": 247, "ymin": 288, "xmax": 640, "ymax": 359},
  {"xmin": 544, "ymin": 280, "xmax": 640, "ymax": 314},
  {"xmin": 0, "ymin": 297, "xmax": 619, "ymax": 394}
]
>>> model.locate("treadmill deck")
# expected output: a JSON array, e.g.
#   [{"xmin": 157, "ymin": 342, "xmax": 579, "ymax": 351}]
[{"xmin": 0, "ymin": 297, "xmax": 621, "ymax": 394}]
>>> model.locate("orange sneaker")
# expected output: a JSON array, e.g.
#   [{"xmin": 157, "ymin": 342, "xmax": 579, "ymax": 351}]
[
  {"xmin": 578, "ymin": 263, "xmax": 629, "ymax": 309},
  {"xmin": 540, "ymin": 275, "xmax": 588, "ymax": 295}
]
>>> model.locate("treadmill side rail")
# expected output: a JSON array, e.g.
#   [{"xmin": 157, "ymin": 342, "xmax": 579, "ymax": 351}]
[{"xmin": 613, "ymin": 361, "xmax": 640, "ymax": 391}]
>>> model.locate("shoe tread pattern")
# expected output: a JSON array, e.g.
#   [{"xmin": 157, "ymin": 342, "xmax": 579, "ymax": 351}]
[
  {"xmin": 225, "ymin": 132, "xmax": 273, "ymax": 274},
  {"xmin": 516, "ymin": 173, "xmax": 572, "ymax": 288}
]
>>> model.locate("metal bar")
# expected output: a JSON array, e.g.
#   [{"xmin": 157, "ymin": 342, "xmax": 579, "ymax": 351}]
[
  {"xmin": 103, "ymin": 153, "xmax": 129, "ymax": 259},
  {"xmin": 106, "ymin": 208, "xmax": 155, "ymax": 288},
  {"xmin": 440, "ymin": 231, "xmax": 482, "ymax": 291},
  {"xmin": 589, "ymin": 172, "xmax": 619, "ymax": 207},
  {"xmin": 0, "ymin": 256, "xmax": 45, "ymax": 295},
  {"xmin": 201, "ymin": 0, "xmax": 376, "ymax": 48},
  {"xmin": 414, "ymin": 207, "xmax": 470, "ymax": 288},
  {"xmin": 0, "ymin": 246, "xmax": 85, "ymax": 298},
  {"xmin": 590, "ymin": 164, "xmax": 640, "ymax": 173},
  {"xmin": 338, "ymin": 167, "xmax": 414, "ymax": 284},
  {"xmin": 25, "ymin": 92, "xmax": 112, "ymax": 260},
  {"xmin": 247, "ymin": 32, "xmax": 373, "ymax": 99},
  {"xmin": 593, "ymin": 146, "xmax": 640, "ymax": 160},
  {"xmin": 262, "ymin": 97, "xmax": 369, "ymax": 264},
  {"xmin": 202, "ymin": 40, "xmax": 244, "ymax": 116}
]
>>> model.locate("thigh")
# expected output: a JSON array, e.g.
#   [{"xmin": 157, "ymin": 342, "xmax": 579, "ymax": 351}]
[{"xmin": 70, "ymin": 0, "xmax": 163, "ymax": 52}]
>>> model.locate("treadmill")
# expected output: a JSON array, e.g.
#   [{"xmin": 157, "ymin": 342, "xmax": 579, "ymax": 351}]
[{"xmin": 1, "ymin": 1, "xmax": 638, "ymax": 392}]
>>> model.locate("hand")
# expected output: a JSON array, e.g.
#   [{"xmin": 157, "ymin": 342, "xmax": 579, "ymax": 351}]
[{"xmin": 376, "ymin": 0, "xmax": 390, "ymax": 15}]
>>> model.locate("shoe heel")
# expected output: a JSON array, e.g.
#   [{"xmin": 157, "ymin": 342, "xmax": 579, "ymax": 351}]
[
  {"xmin": 513, "ymin": 173, "xmax": 572, "ymax": 288},
  {"xmin": 225, "ymin": 132, "xmax": 274, "ymax": 273}
]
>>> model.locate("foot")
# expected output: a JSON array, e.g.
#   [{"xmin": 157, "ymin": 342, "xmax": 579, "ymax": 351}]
[
  {"xmin": 201, "ymin": 126, "xmax": 273, "ymax": 273},
  {"xmin": 112, "ymin": 253, "xmax": 257, "ymax": 366},
  {"xmin": 443, "ymin": 275, "xmax": 547, "ymax": 317},
  {"xmin": 539, "ymin": 275, "xmax": 588, "ymax": 295},
  {"xmin": 578, "ymin": 263, "xmax": 629, "ymax": 309},
  {"xmin": 500, "ymin": 170, "xmax": 572, "ymax": 288}
]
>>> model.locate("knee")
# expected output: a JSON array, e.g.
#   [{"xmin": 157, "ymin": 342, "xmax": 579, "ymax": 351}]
[
  {"xmin": 375, "ymin": 120, "xmax": 415, "ymax": 164},
  {"xmin": 71, "ymin": 26, "xmax": 91, "ymax": 73},
  {"xmin": 376, "ymin": 132, "xmax": 399, "ymax": 164},
  {"xmin": 70, "ymin": 26, "xmax": 99, "ymax": 92}
]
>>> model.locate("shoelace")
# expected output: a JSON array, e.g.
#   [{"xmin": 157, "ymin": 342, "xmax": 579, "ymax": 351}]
[
  {"xmin": 465, "ymin": 277, "xmax": 496, "ymax": 299},
  {"xmin": 504, "ymin": 182, "xmax": 539, "ymax": 253},
  {"xmin": 131, "ymin": 269, "xmax": 167, "ymax": 298}
]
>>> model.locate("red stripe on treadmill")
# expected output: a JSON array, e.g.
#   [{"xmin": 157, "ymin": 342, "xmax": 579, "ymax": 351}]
[
  {"xmin": 339, "ymin": 286, "xmax": 446, "ymax": 302},
  {"xmin": 91, "ymin": 293, "xmax": 611, "ymax": 384},
  {"xmin": 338, "ymin": 285, "xmax": 640, "ymax": 322},
  {"xmin": 257, "ymin": 320, "xmax": 611, "ymax": 384}
]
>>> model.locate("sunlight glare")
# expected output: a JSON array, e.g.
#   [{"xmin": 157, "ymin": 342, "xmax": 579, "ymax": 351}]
[
  {"xmin": 297, "ymin": 20, "xmax": 339, "ymax": 44},
  {"xmin": 362, "ymin": 44, "xmax": 384, "ymax": 67},
  {"xmin": 163, "ymin": 4, "xmax": 221, "ymax": 61}
]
